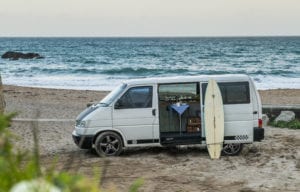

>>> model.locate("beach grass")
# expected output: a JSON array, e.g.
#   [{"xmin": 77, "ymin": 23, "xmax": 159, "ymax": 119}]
[
  {"xmin": 269, "ymin": 119, "xmax": 300, "ymax": 129},
  {"xmin": 0, "ymin": 113, "xmax": 142, "ymax": 191}
]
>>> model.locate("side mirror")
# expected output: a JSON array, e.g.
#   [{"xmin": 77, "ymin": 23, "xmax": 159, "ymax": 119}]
[
  {"xmin": 86, "ymin": 102, "xmax": 94, "ymax": 108},
  {"xmin": 114, "ymin": 99, "xmax": 122, "ymax": 109}
]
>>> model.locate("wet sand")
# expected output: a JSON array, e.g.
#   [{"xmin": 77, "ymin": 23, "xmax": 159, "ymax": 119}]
[{"xmin": 3, "ymin": 85, "xmax": 300, "ymax": 192}]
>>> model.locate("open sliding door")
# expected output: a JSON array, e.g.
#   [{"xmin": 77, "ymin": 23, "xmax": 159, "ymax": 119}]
[{"xmin": 158, "ymin": 82, "xmax": 202, "ymax": 145}]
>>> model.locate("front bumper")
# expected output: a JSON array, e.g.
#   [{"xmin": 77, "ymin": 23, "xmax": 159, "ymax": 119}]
[
  {"xmin": 72, "ymin": 131, "xmax": 94, "ymax": 149},
  {"xmin": 254, "ymin": 127, "xmax": 264, "ymax": 141}
]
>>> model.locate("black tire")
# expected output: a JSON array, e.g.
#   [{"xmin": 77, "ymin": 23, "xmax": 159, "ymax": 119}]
[
  {"xmin": 222, "ymin": 143, "xmax": 243, "ymax": 156},
  {"xmin": 94, "ymin": 132, "xmax": 123, "ymax": 157}
]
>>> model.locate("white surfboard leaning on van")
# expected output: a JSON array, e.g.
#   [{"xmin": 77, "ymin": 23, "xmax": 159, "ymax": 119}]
[
  {"xmin": 72, "ymin": 74, "xmax": 264, "ymax": 157},
  {"xmin": 204, "ymin": 79, "xmax": 225, "ymax": 159}
]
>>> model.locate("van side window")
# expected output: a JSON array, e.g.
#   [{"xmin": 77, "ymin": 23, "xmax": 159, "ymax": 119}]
[
  {"xmin": 202, "ymin": 82, "xmax": 250, "ymax": 104},
  {"xmin": 118, "ymin": 86, "xmax": 153, "ymax": 109},
  {"xmin": 224, "ymin": 83, "xmax": 250, "ymax": 104},
  {"xmin": 158, "ymin": 83, "xmax": 199, "ymax": 102}
]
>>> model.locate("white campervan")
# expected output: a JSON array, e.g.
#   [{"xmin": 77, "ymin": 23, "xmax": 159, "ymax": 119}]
[{"xmin": 72, "ymin": 74, "xmax": 264, "ymax": 157}]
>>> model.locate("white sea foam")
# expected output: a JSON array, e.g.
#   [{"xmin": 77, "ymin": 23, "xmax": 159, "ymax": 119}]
[
  {"xmin": 252, "ymin": 75, "xmax": 300, "ymax": 90},
  {"xmin": 3, "ymin": 74, "xmax": 300, "ymax": 91},
  {"xmin": 3, "ymin": 75, "xmax": 119, "ymax": 90}
]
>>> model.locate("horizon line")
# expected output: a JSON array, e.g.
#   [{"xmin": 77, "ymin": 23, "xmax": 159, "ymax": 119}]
[{"xmin": 0, "ymin": 35, "xmax": 300, "ymax": 38}]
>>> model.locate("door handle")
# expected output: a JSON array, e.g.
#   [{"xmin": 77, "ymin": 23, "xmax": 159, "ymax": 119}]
[
  {"xmin": 152, "ymin": 109, "xmax": 156, "ymax": 116},
  {"xmin": 253, "ymin": 111, "xmax": 258, "ymax": 114}
]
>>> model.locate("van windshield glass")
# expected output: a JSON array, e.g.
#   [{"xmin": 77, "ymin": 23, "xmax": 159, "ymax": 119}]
[{"xmin": 99, "ymin": 83, "xmax": 127, "ymax": 106}]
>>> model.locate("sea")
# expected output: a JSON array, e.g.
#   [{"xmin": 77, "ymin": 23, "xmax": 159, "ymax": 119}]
[{"xmin": 0, "ymin": 37, "xmax": 299, "ymax": 90}]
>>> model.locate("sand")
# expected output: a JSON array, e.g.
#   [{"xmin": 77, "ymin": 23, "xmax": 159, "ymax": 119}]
[
  {"xmin": 259, "ymin": 89, "xmax": 300, "ymax": 105},
  {"xmin": 3, "ymin": 85, "xmax": 300, "ymax": 192}
]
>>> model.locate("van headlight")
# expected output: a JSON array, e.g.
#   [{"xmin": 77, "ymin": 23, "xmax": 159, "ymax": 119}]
[{"xmin": 76, "ymin": 120, "xmax": 87, "ymax": 128}]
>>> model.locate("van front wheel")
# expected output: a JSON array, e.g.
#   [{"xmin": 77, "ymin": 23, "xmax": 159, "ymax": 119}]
[
  {"xmin": 95, "ymin": 132, "xmax": 123, "ymax": 157},
  {"xmin": 222, "ymin": 143, "xmax": 243, "ymax": 156}
]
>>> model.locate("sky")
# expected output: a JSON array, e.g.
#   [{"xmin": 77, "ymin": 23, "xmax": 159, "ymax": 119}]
[{"xmin": 0, "ymin": 0, "xmax": 299, "ymax": 37}]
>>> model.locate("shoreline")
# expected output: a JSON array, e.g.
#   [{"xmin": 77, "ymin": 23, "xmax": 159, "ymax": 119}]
[
  {"xmin": 4, "ymin": 83, "xmax": 300, "ymax": 91},
  {"xmin": 3, "ymin": 84, "xmax": 300, "ymax": 105},
  {"xmin": 3, "ymin": 80, "xmax": 300, "ymax": 91},
  {"xmin": 3, "ymin": 84, "xmax": 300, "ymax": 121}
]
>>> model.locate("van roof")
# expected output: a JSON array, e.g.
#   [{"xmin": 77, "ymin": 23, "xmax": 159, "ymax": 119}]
[{"xmin": 124, "ymin": 74, "xmax": 251, "ymax": 86}]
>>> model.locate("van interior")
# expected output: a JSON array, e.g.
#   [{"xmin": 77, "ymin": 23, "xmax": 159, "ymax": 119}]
[{"xmin": 158, "ymin": 82, "xmax": 202, "ymax": 145}]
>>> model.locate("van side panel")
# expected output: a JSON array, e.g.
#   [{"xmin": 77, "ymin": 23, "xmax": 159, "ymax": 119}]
[
  {"xmin": 223, "ymin": 104, "xmax": 253, "ymax": 143},
  {"xmin": 202, "ymin": 81, "xmax": 254, "ymax": 144},
  {"xmin": 113, "ymin": 108, "xmax": 155, "ymax": 140},
  {"xmin": 112, "ymin": 84, "xmax": 157, "ymax": 144},
  {"xmin": 152, "ymin": 84, "xmax": 160, "ymax": 141},
  {"xmin": 249, "ymin": 78, "xmax": 262, "ymax": 126}
]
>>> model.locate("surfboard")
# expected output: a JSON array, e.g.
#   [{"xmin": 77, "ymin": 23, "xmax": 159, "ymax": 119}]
[{"xmin": 204, "ymin": 79, "xmax": 224, "ymax": 159}]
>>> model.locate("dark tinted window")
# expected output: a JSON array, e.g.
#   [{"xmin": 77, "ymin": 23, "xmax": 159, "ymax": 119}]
[
  {"xmin": 118, "ymin": 86, "xmax": 153, "ymax": 109},
  {"xmin": 202, "ymin": 82, "xmax": 250, "ymax": 104}
]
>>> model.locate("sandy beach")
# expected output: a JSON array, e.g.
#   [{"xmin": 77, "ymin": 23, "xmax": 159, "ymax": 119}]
[{"xmin": 3, "ymin": 85, "xmax": 300, "ymax": 191}]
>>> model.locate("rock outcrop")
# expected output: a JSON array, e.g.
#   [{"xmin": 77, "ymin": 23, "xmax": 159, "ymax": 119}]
[
  {"xmin": 1, "ymin": 51, "xmax": 44, "ymax": 60},
  {"xmin": 275, "ymin": 111, "xmax": 295, "ymax": 123}
]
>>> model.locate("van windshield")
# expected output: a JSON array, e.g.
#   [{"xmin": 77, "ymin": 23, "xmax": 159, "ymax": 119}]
[{"xmin": 99, "ymin": 83, "xmax": 127, "ymax": 106}]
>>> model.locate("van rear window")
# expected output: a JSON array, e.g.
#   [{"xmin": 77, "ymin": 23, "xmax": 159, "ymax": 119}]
[{"xmin": 202, "ymin": 82, "xmax": 250, "ymax": 104}]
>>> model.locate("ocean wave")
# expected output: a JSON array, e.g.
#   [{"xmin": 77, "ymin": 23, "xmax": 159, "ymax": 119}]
[
  {"xmin": 8, "ymin": 67, "xmax": 98, "ymax": 75},
  {"xmin": 84, "ymin": 60, "xmax": 97, "ymax": 64},
  {"xmin": 6, "ymin": 66, "xmax": 299, "ymax": 77},
  {"xmin": 293, "ymin": 51, "xmax": 300, "ymax": 55},
  {"xmin": 136, "ymin": 53, "xmax": 161, "ymax": 57},
  {"xmin": 101, "ymin": 67, "xmax": 189, "ymax": 75}
]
